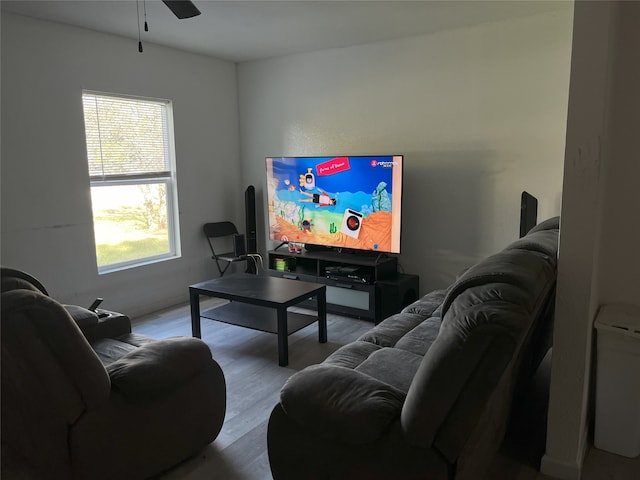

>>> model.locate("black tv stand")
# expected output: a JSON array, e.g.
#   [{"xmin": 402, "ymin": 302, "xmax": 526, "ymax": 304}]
[
  {"xmin": 303, "ymin": 244, "xmax": 334, "ymax": 253},
  {"xmin": 333, "ymin": 248, "xmax": 388, "ymax": 259},
  {"xmin": 267, "ymin": 249, "xmax": 419, "ymax": 323},
  {"xmin": 273, "ymin": 241, "xmax": 289, "ymax": 251}
]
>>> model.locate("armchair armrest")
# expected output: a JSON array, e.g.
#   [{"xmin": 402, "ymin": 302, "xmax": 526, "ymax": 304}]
[
  {"xmin": 63, "ymin": 305, "xmax": 99, "ymax": 330},
  {"xmin": 279, "ymin": 365, "xmax": 405, "ymax": 444},
  {"xmin": 106, "ymin": 337, "xmax": 213, "ymax": 402},
  {"xmin": 63, "ymin": 305, "xmax": 131, "ymax": 342}
]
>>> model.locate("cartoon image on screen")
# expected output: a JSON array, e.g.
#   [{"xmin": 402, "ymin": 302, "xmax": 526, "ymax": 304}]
[{"xmin": 265, "ymin": 156, "xmax": 403, "ymax": 253}]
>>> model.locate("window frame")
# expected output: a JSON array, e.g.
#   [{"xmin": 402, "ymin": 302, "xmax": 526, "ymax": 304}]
[{"xmin": 82, "ymin": 90, "xmax": 181, "ymax": 274}]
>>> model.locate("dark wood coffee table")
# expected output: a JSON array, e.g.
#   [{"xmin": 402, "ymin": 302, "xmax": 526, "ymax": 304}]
[{"xmin": 189, "ymin": 274, "xmax": 327, "ymax": 366}]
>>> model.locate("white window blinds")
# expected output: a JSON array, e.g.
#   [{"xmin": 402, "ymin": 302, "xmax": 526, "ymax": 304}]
[{"xmin": 82, "ymin": 93, "xmax": 171, "ymax": 179}]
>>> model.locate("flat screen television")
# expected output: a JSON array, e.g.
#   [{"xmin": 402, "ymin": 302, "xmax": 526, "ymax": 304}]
[{"xmin": 265, "ymin": 155, "xmax": 403, "ymax": 254}]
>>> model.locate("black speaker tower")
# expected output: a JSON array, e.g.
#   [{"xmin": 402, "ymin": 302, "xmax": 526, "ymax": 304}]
[
  {"xmin": 245, "ymin": 185, "xmax": 257, "ymax": 273},
  {"xmin": 520, "ymin": 191, "xmax": 538, "ymax": 238}
]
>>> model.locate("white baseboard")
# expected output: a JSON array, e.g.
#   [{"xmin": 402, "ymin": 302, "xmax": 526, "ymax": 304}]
[
  {"xmin": 125, "ymin": 292, "xmax": 190, "ymax": 320},
  {"xmin": 540, "ymin": 425, "xmax": 589, "ymax": 479},
  {"xmin": 540, "ymin": 454, "xmax": 582, "ymax": 480}
]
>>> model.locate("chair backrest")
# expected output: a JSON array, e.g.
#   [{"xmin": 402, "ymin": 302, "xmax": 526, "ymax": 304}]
[
  {"xmin": 203, "ymin": 221, "xmax": 240, "ymax": 257},
  {"xmin": 203, "ymin": 222, "xmax": 246, "ymax": 276},
  {"xmin": 203, "ymin": 221, "xmax": 239, "ymax": 239}
]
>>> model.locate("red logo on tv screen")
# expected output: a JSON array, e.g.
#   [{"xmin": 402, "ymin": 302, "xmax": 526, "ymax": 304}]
[{"xmin": 317, "ymin": 157, "xmax": 350, "ymax": 176}]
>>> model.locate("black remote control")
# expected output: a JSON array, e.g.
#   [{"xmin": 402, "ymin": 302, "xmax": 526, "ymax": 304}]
[{"xmin": 88, "ymin": 298, "xmax": 103, "ymax": 312}]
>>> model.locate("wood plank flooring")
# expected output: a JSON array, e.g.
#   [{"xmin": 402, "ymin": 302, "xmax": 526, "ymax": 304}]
[
  {"xmin": 132, "ymin": 300, "xmax": 640, "ymax": 480},
  {"xmin": 135, "ymin": 298, "xmax": 372, "ymax": 480}
]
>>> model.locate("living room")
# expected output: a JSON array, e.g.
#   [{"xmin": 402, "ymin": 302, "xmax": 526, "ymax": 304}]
[{"xmin": 2, "ymin": 1, "xmax": 639, "ymax": 479}]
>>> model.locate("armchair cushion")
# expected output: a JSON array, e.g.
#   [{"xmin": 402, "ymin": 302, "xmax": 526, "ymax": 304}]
[
  {"xmin": 280, "ymin": 364, "xmax": 405, "ymax": 444},
  {"xmin": 106, "ymin": 337, "xmax": 216, "ymax": 402}
]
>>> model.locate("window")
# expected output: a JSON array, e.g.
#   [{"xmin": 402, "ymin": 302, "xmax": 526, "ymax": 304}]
[{"xmin": 82, "ymin": 91, "xmax": 180, "ymax": 273}]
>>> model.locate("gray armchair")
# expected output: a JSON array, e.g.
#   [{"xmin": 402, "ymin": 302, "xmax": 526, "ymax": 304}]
[{"xmin": 1, "ymin": 267, "xmax": 226, "ymax": 480}]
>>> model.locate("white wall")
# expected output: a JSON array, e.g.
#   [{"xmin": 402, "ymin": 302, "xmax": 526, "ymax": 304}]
[
  {"xmin": 543, "ymin": 1, "xmax": 640, "ymax": 478},
  {"xmin": 595, "ymin": 4, "xmax": 640, "ymax": 306},
  {"xmin": 238, "ymin": 7, "xmax": 574, "ymax": 294},
  {"xmin": 1, "ymin": 13, "xmax": 241, "ymax": 317}
]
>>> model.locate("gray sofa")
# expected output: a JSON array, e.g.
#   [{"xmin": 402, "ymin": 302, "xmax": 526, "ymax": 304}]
[
  {"xmin": 1, "ymin": 267, "xmax": 226, "ymax": 480},
  {"xmin": 267, "ymin": 217, "xmax": 559, "ymax": 479}
]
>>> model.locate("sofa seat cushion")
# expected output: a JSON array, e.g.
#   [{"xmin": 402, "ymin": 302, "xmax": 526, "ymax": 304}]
[
  {"xmin": 91, "ymin": 333, "xmax": 156, "ymax": 365},
  {"xmin": 358, "ymin": 312, "xmax": 428, "ymax": 347},
  {"xmin": 401, "ymin": 289, "xmax": 446, "ymax": 317},
  {"xmin": 395, "ymin": 316, "xmax": 443, "ymax": 356},
  {"xmin": 322, "ymin": 294, "xmax": 446, "ymax": 386},
  {"xmin": 355, "ymin": 347, "xmax": 424, "ymax": 393},
  {"xmin": 280, "ymin": 364, "xmax": 405, "ymax": 444},
  {"xmin": 324, "ymin": 341, "xmax": 382, "ymax": 369},
  {"xmin": 324, "ymin": 311, "xmax": 442, "ymax": 373}
]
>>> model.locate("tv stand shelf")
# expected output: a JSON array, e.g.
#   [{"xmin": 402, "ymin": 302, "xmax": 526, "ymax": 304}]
[{"xmin": 267, "ymin": 250, "xmax": 419, "ymax": 323}]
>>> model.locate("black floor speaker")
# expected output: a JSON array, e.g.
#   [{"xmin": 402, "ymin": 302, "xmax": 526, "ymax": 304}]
[
  {"xmin": 375, "ymin": 273, "xmax": 419, "ymax": 324},
  {"xmin": 520, "ymin": 191, "xmax": 538, "ymax": 238},
  {"xmin": 233, "ymin": 233, "xmax": 246, "ymax": 257},
  {"xmin": 245, "ymin": 185, "xmax": 257, "ymax": 273}
]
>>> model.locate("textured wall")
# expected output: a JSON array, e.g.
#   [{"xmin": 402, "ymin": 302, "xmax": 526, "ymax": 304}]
[
  {"xmin": 1, "ymin": 13, "xmax": 241, "ymax": 316},
  {"xmin": 238, "ymin": 7, "xmax": 574, "ymax": 294},
  {"xmin": 543, "ymin": 1, "xmax": 640, "ymax": 477}
]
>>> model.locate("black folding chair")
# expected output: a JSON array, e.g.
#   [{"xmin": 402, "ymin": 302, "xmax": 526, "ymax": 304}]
[{"xmin": 203, "ymin": 221, "xmax": 247, "ymax": 276}]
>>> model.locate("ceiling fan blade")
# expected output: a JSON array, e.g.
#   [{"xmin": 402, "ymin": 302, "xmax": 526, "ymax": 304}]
[{"xmin": 162, "ymin": 1, "xmax": 201, "ymax": 19}]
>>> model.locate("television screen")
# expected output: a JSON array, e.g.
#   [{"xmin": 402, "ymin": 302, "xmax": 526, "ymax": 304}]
[{"xmin": 265, "ymin": 155, "xmax": 403, "ymax": 253}]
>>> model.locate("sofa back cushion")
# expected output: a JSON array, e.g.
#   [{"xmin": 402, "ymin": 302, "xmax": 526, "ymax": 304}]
[{"xmin": 400, "ymin": 224, "xmax": 558, "ymax": 462}]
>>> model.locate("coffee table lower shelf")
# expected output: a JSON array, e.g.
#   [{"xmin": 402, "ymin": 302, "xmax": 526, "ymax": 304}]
[
  {"xmin": 201, "ymin": 302, "xmax": 319, "ymax": 335},
  {"xmin": 190, "ymin": 274, "xmax": 327, "ymax": 366}
]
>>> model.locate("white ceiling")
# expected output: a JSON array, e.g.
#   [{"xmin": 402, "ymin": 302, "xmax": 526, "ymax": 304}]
[{"xmin": 1, "ymin": 1, "xmax": 568, "ymax": 63}]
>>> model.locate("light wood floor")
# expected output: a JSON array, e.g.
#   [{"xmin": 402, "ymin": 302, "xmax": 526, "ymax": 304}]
[{"xmin": 132, "ymin": 300, "xmax": 639, "ymax": 480}]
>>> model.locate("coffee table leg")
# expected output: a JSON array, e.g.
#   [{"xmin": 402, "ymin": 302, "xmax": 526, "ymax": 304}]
[
  {"xmin": 190, "ymin": 289, "xmax": 202, "ymax": 338},
  {"xmin": 318, "ymin": 288, "xmax": 327, "ymax": 343},
  {"xmin": 277, "ymin": 307, "xmax": 288, "ymax": 366}
]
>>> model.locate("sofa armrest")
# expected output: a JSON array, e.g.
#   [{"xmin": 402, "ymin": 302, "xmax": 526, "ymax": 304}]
[
  {"xmin": 106, "ymin": 337, "xmax": 214, "ymax": 402},
  {"xmin": 279, "ymin": 365, "xmax": 405, "ymax": 444},
  {"xmin": 63, "ymin": 305, "xmax": 99, "ymax": 330}
]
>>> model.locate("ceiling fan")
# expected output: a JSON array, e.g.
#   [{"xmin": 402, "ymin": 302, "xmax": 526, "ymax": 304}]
[
  {"xmin": 137, "ymin": 1, "xmax": 200, "ymax": 52},
  {"xmin": 161, "ymin": 1, "xmax": 201, "ymax": 19}
]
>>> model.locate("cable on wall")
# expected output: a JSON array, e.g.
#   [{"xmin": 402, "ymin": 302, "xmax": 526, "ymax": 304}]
[{"xmin": 136, "ymin": 0, "xmax": 143, "ymax": 52}]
